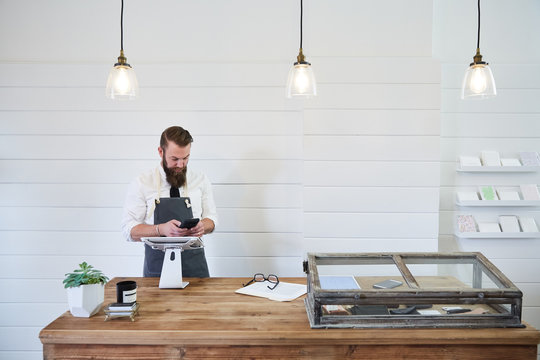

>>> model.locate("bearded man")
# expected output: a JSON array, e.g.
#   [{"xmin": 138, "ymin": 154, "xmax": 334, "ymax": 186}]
[{"xmin": 121, "ymin": 126, "xmax": 218, "ymax": 277}]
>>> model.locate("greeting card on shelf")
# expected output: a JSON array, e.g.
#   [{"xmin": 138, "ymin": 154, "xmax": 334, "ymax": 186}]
[
  {"xmin": 457, "ymin": 215, "xmax": 477, "ymax": 233},
  {"xmin": 481, "ymin": 151, "xmax": 501, "ymax": 167},
  {"xmin": 499, "ymin": 216, "xmax": 521, "ymax": 233},
  {"xmin": 520, "ymin": 184, "xmax": 540, "ymax": 201},
  {"xmin": 457, "ymin": 191, "xmax": 480, "ymax": 202},
  {"xmin": 478, "ymin": 222, "xmax": 502, "ymax": 233},
  {"xmin": 519, "ymin": 152, "xmax": 540, "ymax": 166},
  {"xmin": 460, "ymin": 156, "xmax": 482, "ymax": 167},
  {"xmin": 496, "ymin": 188, "xmax": 521, "ymax": 201},
  {"xmin": 519, "ymin": 217, "xmax": 539, "ymax": 232},
  {"xmin": 479, "ymin": 186, "xmax": 498, "ymax": 201},
  {"xmin": 500, "ymin": 158, "xmax": 522, "ymax": 167}
]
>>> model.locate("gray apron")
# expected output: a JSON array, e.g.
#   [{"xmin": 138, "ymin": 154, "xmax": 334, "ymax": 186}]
[{"xmin": 143, "ymin": 197, "xmax": 209, "ymax": 278}]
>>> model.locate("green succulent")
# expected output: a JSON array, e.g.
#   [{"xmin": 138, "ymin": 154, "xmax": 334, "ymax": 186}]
[{"xmin": 63, "ymin": 262, "xmax": 109, "ymax": 288}]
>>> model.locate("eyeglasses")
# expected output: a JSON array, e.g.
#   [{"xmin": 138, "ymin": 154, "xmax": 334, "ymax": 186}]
[{"xmin": 243, "ymin": 273, "xmax": 279, "ymax": 290}]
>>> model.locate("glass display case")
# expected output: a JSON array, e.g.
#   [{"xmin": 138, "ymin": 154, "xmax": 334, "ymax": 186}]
[{"xmin": 304, "ymin": 252, "xmax": 524, "ymax": 328}]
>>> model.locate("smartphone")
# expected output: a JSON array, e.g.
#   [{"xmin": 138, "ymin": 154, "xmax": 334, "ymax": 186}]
[
  {"xmin": 373, "ymin": 279, "xmax": 403, "ymax": 289},
  {"xmin": 178, "ymin": 218, "xmax": 200, "ymax": 229}
]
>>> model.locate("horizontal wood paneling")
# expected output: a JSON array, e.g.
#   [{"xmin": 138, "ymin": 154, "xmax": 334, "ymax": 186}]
[
  {"xmin": 305, "ymin": 109, "xmax": 440, "ymax": 135},
  {"xmin": 207, "ymin": 256, "xmax": 305, "ymax": 277},
  {"xmin": 0, "ymin": 87, "xmax": 301, "ymax": 111},
  {"xmin": 0, "ymin": 280, "xmax": 66, "ymax": 303},
  {"xmin": 0, "ymin": 58, "xmax": 439, "ymax": 87},
  {"xmin": 306, "ymin": 84, "xmax": 440, "ymax": 110},
  {"xmin": 304, "ymin": 238, "xmax": 437, "ymax": 253},
  {"xmin": 0, "ymin": 231, "xmax": 301, "ymax": 258},
  {"xmin": 0, "ymin": 232, "xmax": 142, "ymax": 256},
  {"xmin": 0, "ymin": 110, "xmax": 303, "ymax": 136},
  {"xmin": 0, "ymin": 135, "xmax": 302, "ymax": 160},
  {"xmin": 305, "ymin": 161, "xmax": 440, "ymax": 187},
  {"xmin": 0, "ymin": 327, "xmax": 42, "ymax": 351},
  {"xmin": 441, "ymin": 113, "xmax": 540, "ymax": 138},
  {"xmin": 0, "ymin": 255, "xmax": 143, "ymax": 279},
  {"xmin": 0, "ymin": 304, "xmax": 67, "ymax": 327},
  {"xmin": 0, "ymin": 351, "xmax": 41, "ymax": 360},
  {"xmin": 442, "ymin": 89, "xmax": 540, "ymax": 113},
  {"xmin": 0, "ymin": 207, "xmax": 303, "ymax": 233},
  {"xmin": 305, "ymin": 213, "xmax": 439, "ymax": 238},
  {"xmin": 305, "ymin": 136, "xmax": 440, "ymax": 161},
  {"xmin": 440, "ymin": 138, "xmax": 540, "ymax": 161},
  {"xmin": 304, "ymin": 187, "xmax": 439, "ymax": 212},
  {"xmin": 0, "ymin": 159, "xmax": 302, "ymax": 184}
]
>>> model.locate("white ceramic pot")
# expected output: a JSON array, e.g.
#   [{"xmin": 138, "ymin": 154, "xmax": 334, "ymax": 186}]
[{"xmin": 66, "ymin": 283, "xmax": 105, "ymax": 317}]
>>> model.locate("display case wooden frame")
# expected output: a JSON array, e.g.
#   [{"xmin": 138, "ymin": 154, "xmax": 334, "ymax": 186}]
[{"xmin": 304, "ymin": 252, "xmax": 524, "ymax": 329}]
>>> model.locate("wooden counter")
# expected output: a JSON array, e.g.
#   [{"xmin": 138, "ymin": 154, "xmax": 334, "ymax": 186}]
[{"xmin": 40, "ymin": 277, "xmax": 540, "ymax": 359}]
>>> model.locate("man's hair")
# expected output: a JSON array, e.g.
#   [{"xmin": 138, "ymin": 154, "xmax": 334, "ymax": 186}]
[{"xmin": 160, "ymin": 126, "xmax": 193, "ymax": 149}]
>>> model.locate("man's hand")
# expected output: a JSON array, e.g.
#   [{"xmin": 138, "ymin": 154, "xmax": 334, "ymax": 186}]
[
  {"xmin": 186, "ymin": 221, "xmax": 205, "ymax": 238},
  {"xmin": 159, "ymin": 220, "xmax": 190, "ymax": 237}
]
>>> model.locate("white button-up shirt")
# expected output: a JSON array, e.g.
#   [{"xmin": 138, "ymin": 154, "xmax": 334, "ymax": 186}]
[{"xmin": 121, "ymin": 164, "xmax": 218, "ymax": 242}]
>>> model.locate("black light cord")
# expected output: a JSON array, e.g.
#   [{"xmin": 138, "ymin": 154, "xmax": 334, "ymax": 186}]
[
  {"xmin": 120, "ymin": 0, "xmax": 124, "ymax": 51},
  {"xmin": 476, "ymin": 0, "xmax": 481, "ymax": 49},
  {"xmin": 300, "ymin": 0, "xmax": 303, "ymax": 49}
]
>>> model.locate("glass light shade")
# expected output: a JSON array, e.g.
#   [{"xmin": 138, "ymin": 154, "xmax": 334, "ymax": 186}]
[
  {"xmin": 286, "ymin": 62, "xmax": 316, "ymax": 98},
  {"xmin": 461, "ymin": 63, "xmax": 496, "ymax": 99},
  {"xmin": 106, "ymin": 64, "xmax": 139, "ymax": 100}
]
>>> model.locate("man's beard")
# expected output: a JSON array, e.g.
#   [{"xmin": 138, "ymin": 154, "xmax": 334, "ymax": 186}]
[{"xmin": 163, "ymin": 161, "xmax": 187, "ymax": 189}]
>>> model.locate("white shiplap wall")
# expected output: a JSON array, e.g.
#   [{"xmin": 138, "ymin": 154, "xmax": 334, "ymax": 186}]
[
  {"xmin": 0, "ymin": 1, "xmax": 440, "ymax": 358},
  {"xmin": 434, "ymin": 1, "xmax": 540, "ymax": 357}
]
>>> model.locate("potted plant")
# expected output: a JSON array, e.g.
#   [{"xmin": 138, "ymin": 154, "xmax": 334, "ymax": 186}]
[{"xmin": 63, "ymin": 262, "xmax": 109, "ymax": 317}]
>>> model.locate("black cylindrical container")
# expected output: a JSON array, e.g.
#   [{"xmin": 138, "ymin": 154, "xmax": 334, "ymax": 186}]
[{"xmin": 116, "ymin": 280, "xmax": 137, "ymax": 304}]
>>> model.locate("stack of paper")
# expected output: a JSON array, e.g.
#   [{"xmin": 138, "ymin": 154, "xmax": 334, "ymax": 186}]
[
  {"xmin": 481, "ymin": 151, "xmax": 501, "ymax": 166},
  {"xmin": 235, "ymin": 281, "xmax": 307, "ymax": 302}
]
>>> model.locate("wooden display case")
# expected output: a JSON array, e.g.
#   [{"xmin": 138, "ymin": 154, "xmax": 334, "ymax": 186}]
[{"xmin": 304, "ymin": 252, "xmax": 524, "ymax": 329}]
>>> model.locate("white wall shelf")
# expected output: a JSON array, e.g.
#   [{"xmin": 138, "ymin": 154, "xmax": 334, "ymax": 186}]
[
  {"xmin": 456, "ymin": 200, "xmax": 540, "ymax": 207},
  {"xmin": 455, "ymin": 232, "xmax": 540, "ymax": 239},
  {"xmin": 457, "ymin": 165, "xmax": 540, "ymax": 173}
]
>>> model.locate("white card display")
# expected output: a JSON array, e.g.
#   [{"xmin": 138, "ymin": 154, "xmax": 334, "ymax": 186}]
[
  {"xmin": 499, "ymin": 216, "xmax": 521, "ymax": 232},
  {"xmin": 481, "ymin": 151, "xmax": 501, "ymax": 166},
  {"xmin": 519, "ymin": 152, "xmax": 540, "ymax": 166},
  {"xmin": 457, "ymin": 215, "xmax": 477, "ymax": 232},
  {"xmin": 519, "ymin": 217, "xmax": 539, "ymax": 232},
  {"xmin": 496, "ymin": 188, "xmax": 521, "ymax": 201},
  {"xmin": 478, "ymin": 222, "xmax": 501, "ymax": 233},
  {"xmin": 520, "ymin": 184, "xmax": 540, "ymax": 200},
  {"xmin": 460, "ymin": 156, "xmax": 482, "ymax": 167},
  {"xmin": 479, "ymin": 186, "xmax": 498, "ymax": 200},
  {"xmin": 500, "ymin": 158, "xmax": 522, "ymax": 167},
  {"xmin": 457, "ymin": 191, "xmax": 480, "ymax": 202}
]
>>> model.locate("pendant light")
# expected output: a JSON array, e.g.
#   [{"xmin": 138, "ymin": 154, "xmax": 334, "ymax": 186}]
[
  {"xmin": 461, "ymin": 0, "xmax": 496, "ymax": 99},
  {"xmin": 106, "ymin": 0, "xmax": 139, "ymax": 100},
  {"xmin": 286, "ymin": 0, "xmax": 316, "ymax": 98}
]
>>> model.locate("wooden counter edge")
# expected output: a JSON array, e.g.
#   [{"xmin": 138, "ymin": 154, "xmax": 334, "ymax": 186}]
[{"xmin": 39, "ymin": 326, "xmax": 540, "ymax": 347}]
